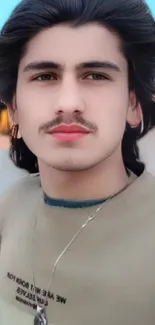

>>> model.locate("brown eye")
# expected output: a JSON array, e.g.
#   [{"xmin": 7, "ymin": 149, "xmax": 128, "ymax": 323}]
[
  {"xmin": 34, "ymin": 73, "xmax": 57, "ymax": 81},
  {"xmin": 84, "ymin": 73, "xmax": 109, "ymax": 80}
]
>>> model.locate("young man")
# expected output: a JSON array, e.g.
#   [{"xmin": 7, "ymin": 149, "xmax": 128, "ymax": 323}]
[{"xmin": 0, "ymin": 0, "xmax": 155, "ymax": 324}]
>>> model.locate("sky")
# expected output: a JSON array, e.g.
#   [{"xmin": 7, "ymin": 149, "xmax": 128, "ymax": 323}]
[
  {"xmin": 0, "ymin": 0, "xmax": 155, "ymax": 29},
  {"xmin": 0, "ymin": 0, "xmax": 20, "ymax": 29}
]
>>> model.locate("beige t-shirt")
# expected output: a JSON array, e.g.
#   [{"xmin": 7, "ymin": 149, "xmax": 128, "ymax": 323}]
[{"xmin": 0, "ymin": 172, "xmax": 155, "ymax": 325}]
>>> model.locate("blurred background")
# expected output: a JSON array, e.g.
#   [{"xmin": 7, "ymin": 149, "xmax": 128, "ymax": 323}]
[{"xmin": 0, "ymin": 0, "xmax": 19, "ymax": 146}]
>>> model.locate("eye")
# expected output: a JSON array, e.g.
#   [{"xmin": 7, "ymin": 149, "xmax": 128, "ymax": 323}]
[
  {"xmin": 33, "ymin": 73, "xmax": 57, "ymax": 81},
  {"xmin": 84, "ymin": 73, "xmax": 109, "ymax": 80}
]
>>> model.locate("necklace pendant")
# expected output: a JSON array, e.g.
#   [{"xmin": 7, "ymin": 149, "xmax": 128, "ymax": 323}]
[{"xmin": 34, "ymin": 306, "xmax": 48, "ymax": 325}]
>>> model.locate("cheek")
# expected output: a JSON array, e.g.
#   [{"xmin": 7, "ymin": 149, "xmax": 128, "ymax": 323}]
[
  {"xmin": 86, "ymin": 85, "xmax": 128, "ymax": 136},
  {"xmin": 16, "ymin": 84, "xmax": 52, "ymax": 131}
]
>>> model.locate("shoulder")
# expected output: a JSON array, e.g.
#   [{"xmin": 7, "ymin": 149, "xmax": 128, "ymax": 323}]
[
  {"xmin": 137, "ymin": 171, "xmax": 155, "ymax": 193},
  {"xmin": 118, "ymin": 170, "xmax": 155, "ymax": 214},
  {"xmin": 140, "ymin": 171, "xmax": 155, "ymax": 209},
  {"xmin": 0, "ymin": 174, "xmax": 41, "ymax": 200},
  {"xmin": 0, "ymin": 149, "xmax": 28, "ymax": 195},
  {"xmin": 0, "ymin": 174, "xmax": 41, "ymax": 230}
]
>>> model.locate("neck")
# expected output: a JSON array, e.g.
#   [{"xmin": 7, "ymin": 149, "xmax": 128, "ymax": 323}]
[{"xmin": 38, "ymin": 151, "xmax": 132, "ymax": 201}]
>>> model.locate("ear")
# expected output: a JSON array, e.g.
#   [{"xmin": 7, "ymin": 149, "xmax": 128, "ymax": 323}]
[
  {"xmin": 126, "ymin": 91, "xmax": 142, "ymax": 128},
  {"xmin": 7, "ymin": 96, "xmax": 18, "ymax": 126}
]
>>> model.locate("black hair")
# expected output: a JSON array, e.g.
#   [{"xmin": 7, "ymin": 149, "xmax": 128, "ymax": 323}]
[
  {"xmin": 0, "ymin": 102, "xmax": 6, "ymax": 111},
  {"xmin": 0, "ymin": 0, "xmax": 155, "ymax": 175}
]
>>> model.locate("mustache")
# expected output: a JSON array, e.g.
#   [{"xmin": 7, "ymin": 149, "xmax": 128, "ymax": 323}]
[{"xmin": 39, "ymin": 115, "xmax": 97, "ymax": 133}]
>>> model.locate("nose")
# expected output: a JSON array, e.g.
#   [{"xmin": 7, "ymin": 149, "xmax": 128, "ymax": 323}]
[{"xmin": 54, "ymin": 77, "xmax": 86, "ymax": 115}]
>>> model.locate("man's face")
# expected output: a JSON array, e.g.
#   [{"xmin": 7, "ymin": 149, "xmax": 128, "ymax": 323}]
[{"xmin": 15, "ymin": 23, "xmax": 136, "ymax": 171}]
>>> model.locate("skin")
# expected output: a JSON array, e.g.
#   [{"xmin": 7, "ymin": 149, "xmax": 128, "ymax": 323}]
[{"xmin": 10, "ymin": 23, "xmax": 141, "ymax": 200}]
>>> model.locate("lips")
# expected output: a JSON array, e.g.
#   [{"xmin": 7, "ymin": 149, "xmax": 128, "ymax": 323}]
[
  {"xmin": 48, "ymin": 124, "xmax": 90, "ymax": 134},
  {"xmin": 47, "ymin": 123, "xmax": 91, "ymax": 141}
]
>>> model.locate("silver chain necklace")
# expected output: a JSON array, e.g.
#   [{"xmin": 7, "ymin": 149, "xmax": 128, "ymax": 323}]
[
  {"xmin": 32, "ymin": 200, "xmax": 106, "ymax": 325},
  {"xmin": 31, "ymin": 178, "xmax": 131, "ymax": 325}
]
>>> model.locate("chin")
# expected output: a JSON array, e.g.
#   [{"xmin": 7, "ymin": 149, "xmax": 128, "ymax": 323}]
[
  {"xmin": 51, "ymin": 160, "xmax": 100, "ymax": 172},
  {"xmin": 40, "ymin": 151, "xmax": 106, "ymax": 172},
  {"xmin": 51, "ymin": 164, "xmax": 87, "ymax": 172}
]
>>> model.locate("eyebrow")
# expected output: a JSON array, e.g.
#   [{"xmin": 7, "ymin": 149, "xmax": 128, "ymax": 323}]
[
  {"xmin": 78, "ymin": 61, "xmax": 121, "ymax": 72},
  {"xmin": 23, "ymin": 60, "xmax": 121, "ymax": 73}
]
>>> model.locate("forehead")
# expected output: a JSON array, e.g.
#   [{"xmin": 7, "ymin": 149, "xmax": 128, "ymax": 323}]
[{"xmin": 20, "ymin": 23, "xmax": 127, "ymax": 71}]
